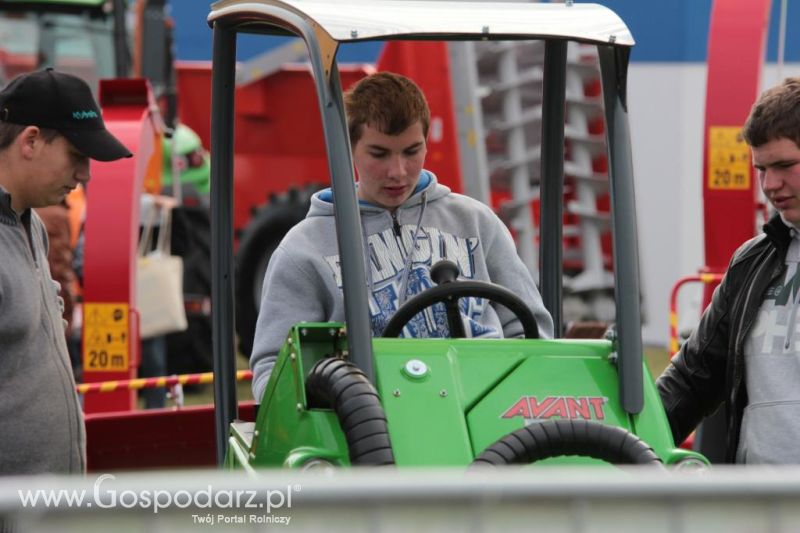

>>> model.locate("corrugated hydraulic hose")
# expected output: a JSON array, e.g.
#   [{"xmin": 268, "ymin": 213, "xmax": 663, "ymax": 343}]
[
  {"xmin": 306, "ymin": 357, "xmax": 395, "ymax": 466},
  {"xmin": 472, "ymin": 419, "xmax": 663, "ymax": 467}
]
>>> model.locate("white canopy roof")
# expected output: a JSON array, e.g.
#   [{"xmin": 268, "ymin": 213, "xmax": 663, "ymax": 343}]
[{"xmin": 209, "ymin": 0, "xmax": 634, "ymax": 46}]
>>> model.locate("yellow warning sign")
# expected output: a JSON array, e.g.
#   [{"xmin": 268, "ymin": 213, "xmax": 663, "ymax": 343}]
[
  {"xmin": 83, "ymin": 303, "xmax": 129, "ymax": 372},
  {"xmin": 708, "ymin": 126, "xmax": 751, "ymax": 190}
]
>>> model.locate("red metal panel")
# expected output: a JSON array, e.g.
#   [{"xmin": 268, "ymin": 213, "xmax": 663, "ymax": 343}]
[
  {"xmin": 176, "ymin": 63, "xmax": 372, "ymax": 241},
  {"xmin": 701, "ymin": 0, "xmax": 771, "ymax": 305},
  {"xmin": 85, "ymin": 402, "xmax": 256, "ymax": 471},
  {"xmin": 174, "ymin": 61, "xmax": 213, "ymax": 147},
  {"xmin": 176, "ymin": 47, "xmax": 462, "ymax": 239},
  {"xmin": 82, "ymin": 79, "xmax": 161, "ymax": 413}
]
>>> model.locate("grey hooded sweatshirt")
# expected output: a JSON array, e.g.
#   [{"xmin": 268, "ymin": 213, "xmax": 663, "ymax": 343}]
[
  {"xmin": 736, "ymin": 220, "xmax": 800, "ymax": 463},
  {"xmin": 0, "ymin": 188, "xmax": 85, "ymax": 474},
  {"xmin": 250, "ymin": 171, "xmax": 554, "ymax": 402}
]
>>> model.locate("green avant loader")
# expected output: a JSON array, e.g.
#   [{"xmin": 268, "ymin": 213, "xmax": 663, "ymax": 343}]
[{"xmin": 207, "ymin": 0, "xmax": 708, "ymax": 471}]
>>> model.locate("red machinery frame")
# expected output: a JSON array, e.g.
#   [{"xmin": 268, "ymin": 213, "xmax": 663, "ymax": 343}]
[
  {"xmin": 671, "ymin": 0, "xmax": 771, "ymax": 357},
  {"xmin": 669, "ymin": 0, "xmax": 772, "ymax": 461},
  {"xmin": 176, "ymin": 41, "xmax": 464, "ymax": 245},
  {"xmin": 699, "ymin": 0, "xmax": 771, "ymax": 307},
  {"xmin": 82, "ymin": 78, "xmax": 162, "ymax": 414}
]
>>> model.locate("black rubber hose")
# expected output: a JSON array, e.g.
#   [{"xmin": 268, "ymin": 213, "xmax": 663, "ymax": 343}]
[
  {"xmin": 472, "ymin": 419, "xmax": 663, "ymax": 466},
  {"xmin": 305, "ymin": 357, "xmax": 395, "ymax": 466}
]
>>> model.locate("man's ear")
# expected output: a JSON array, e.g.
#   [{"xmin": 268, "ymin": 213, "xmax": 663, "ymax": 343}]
[{"xmin": 18, "ymin": 126, "xmax": 41, "ymax": 160}]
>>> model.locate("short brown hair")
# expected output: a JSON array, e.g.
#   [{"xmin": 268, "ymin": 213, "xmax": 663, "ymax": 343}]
[
  {"xmin": 742, "ymin": 77, "xmax": 800, "ymax": 148},
  {"xmin": 344, "ymin": 72, "xmax": 430, "ymax": 145},
  {"xmin": 0, "ymin": 123, "xmax": 60, "ymax": 151}
]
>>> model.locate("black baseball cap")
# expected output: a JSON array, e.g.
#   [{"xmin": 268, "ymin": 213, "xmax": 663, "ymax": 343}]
[{"xmin": 0, "ymin": 68, "xmax": 132, "ymax": 161}]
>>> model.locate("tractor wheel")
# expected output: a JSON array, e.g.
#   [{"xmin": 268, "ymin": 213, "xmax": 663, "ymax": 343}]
[{"xmin": 235, "ymin": 185, "xmax": 323, "ymax": 358}]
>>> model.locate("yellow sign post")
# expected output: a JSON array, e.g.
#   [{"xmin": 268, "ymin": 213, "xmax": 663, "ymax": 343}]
[
  {"xmin": 708, "ymin": 126, "xmax": 751, "ymax": 190},
  {"xmin": 82, "ymin": 302, "xmax": 130, "ymax": 372}
]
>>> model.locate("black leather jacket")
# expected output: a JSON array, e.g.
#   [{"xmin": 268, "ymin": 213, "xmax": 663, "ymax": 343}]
[{"xmin": 656, "ymin": 214, "xmax": 791, "ymax": 462}]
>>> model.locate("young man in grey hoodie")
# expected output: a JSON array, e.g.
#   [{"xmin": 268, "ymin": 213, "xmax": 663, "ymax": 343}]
[
  {"xmin": 0, "ymin": 69, "xmax": 131, "ymax": 474},
  {"xmin": 251, "ymin": 72, "xmax": 554, "ymax": 402},
  {"xmin": 658, "ymin": 77, "xmax": 800, "ymax": 463}
]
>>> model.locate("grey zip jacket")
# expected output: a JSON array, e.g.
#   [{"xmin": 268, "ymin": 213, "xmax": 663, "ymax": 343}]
[
  {"xmin": 251, "ymin": 171, "xmax": 554, "ymax": 401},
  {"xmin": 0, "ymin": 188, "xmax": 85, "ymax": 474}
]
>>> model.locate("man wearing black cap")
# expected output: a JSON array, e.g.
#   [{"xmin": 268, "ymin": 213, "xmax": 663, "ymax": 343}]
[{"xmin": 0, "ymin": 69, "xmax": 131, "ymax": 475}]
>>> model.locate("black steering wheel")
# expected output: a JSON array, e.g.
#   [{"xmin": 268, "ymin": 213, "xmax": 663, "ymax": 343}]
[{"xmin": 381, "ymin": 260, "xmax": 540, "ymax": 339}]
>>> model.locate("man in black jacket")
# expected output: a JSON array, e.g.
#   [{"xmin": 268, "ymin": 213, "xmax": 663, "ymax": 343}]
[{"xmin": 657, "ymin": 77, "xmax": 800, "ymax": 464}]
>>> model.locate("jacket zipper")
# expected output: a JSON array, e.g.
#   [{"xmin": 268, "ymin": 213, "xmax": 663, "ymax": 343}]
[
  {"xmin": 734, "ymin": 249, "xmax": 781, "ymax": 380},
  {"xmin": 15, "ymin": 212, "xmax": 38, "ymax": 270},
  {"xmin": 28, "ymin": 214, "xmax": 82, "ymax": 469},
  {"xmin": 726, "ymin": 247, "xmax": 781, "ymax": 461}
]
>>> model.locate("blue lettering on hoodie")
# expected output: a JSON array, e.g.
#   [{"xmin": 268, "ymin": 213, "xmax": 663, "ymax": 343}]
[{"xmin": 325, "ymin": 227, "xmax": 496, "ymax": 338}]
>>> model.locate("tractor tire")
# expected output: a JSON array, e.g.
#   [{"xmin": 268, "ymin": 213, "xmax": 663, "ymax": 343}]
[
  {"xmin": 235, "ymin": 185, "xmax": 323, "ymax": 358},
  {"xmin": 166, "ymin": 204, "xmax": 213, "ymax": 376}
]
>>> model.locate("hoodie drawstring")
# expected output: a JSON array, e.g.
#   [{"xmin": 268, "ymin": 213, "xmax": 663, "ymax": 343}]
[
  {"xmin": 363, "ymin": 219, "xmax": 374, "ymax": 296},
  {"xmin": 398, "ymin": 191, "xmax": 428, "ymax": 305},
  {"xmin": 784, "ymin": 229, "xmax": 800, "ymax": 350}
]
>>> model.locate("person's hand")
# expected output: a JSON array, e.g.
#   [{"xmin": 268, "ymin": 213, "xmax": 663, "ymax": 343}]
[{"xmin": 151, "ymin": 195, "xmax": 178, "ymax": 210}]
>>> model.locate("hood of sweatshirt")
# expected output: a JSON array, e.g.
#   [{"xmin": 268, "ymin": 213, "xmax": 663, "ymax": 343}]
[
  {"xmin": 307, "ymin": 169, "xmax": 447, "ymax": 219},
  {"xmin": 308, "ymin": 169, "xmax": 449, "ymax": 303}
]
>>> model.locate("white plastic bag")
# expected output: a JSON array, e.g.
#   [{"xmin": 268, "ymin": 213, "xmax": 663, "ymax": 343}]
[{"xmin": 137, "ymin": 196, "xmax": 187, "ymax": 339}]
